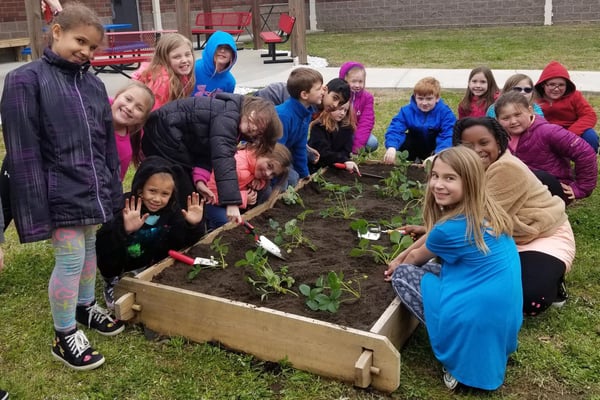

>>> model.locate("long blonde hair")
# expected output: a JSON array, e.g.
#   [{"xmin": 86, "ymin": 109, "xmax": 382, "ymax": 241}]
[
  {"xmin": 423, "ymin": 146, "xmax": 513, "ymax": 253},
  {"xmin": 137, "ymin": 33, "xmax": 195, "ymax": 101}
]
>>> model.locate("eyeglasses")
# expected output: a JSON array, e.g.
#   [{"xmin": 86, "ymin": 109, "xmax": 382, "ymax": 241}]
[
  {"xmin": 512, "ymin": 86, "xmax": 533, "ymax": 93},
  {"xmin": 545, "ymin": 83, "xmax": 566, "ymax": 89}
]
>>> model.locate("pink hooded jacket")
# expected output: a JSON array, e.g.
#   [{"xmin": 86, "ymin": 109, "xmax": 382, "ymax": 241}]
[{"xmin": 339, "ymin": 61, "xmax": 375, "ymax": 153}]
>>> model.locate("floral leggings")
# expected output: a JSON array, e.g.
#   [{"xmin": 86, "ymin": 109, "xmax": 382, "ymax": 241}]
[
  {"xmin": 390, "ymin": 262, "xmax": 442, "ymax": 325},
  {"xmin": 48, "ymin": 226, "xmax": 97, "ymax": 332}
]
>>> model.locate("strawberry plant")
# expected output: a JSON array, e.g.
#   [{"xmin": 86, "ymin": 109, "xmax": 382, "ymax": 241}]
[
  {"xmin": 235, "ymin": 247, "xmax": 297, "ymax": 301},
  {"xmin": 299, "ymin": 271, "xmax": 362, "ymax": 313}
]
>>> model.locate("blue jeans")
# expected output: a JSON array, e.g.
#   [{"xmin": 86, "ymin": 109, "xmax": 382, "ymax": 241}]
[
  {"xmin": 580, "ymin": 128, "xmax": 599, "ymax": 153},
  {"xmin": 365, "ymin": 134, "xmax": 379, "ymax": 152},
  {"xmin": 204, "ymin": 204, "xmax": 229, "ymax": 232}
]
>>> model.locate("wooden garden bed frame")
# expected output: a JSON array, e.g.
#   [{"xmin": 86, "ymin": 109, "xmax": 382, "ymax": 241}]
[{"xmin": 113, "ymin": 175, "xmax": 419, "ymax": 393}]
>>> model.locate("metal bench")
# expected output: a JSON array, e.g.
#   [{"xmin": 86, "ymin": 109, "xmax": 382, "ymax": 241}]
[
  {"xmin": 91, "ymin": 30, "xmax": 176, "ymax": 78},
  {"xmin": 191, "ymin": 11, "xmax": 252, "ymax": 50},
  {"xmin": 259, "ymin": 13, "xmax": 296, "ymax": 64}
]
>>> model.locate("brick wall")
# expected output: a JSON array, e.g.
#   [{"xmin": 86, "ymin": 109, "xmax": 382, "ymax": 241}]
[{"xmin": 1, "ymin": 0, "xmax": 598, "ymax": 42}]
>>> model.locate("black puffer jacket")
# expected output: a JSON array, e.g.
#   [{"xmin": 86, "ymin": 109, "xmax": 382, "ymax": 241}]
[{"xmin": 142, "ymin": 93, "xmax": 242, "ymax": 206}]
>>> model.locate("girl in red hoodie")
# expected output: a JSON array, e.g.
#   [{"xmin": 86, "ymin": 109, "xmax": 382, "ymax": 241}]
[{"xmin": 534, "ymin": 61, "xmax": 598, "ymax": 152}]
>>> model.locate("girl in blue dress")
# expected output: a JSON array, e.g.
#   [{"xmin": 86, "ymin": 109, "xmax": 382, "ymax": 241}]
[{"xmin": 384, "ymin": 146, "xmax": 522, "ymax": 391}]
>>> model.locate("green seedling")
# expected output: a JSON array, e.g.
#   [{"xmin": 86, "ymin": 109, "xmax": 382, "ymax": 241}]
[
  {"xmin": 269, "ymin": 214, "xmax": 317, "ymax": 253},
  {"xmin": 319, "ymin": 182, "xmax": 359, "ymax": 219},
  {"xmin": 187, "ymin": 237, "xmax": 229, "ymax": 280},
  {"xmin": 281, "ymin": 185, "xmax": 304, "ymax": 207},
  {"xmin": 299, "ymin": 271, "xmax": 362, "ymax": 313},
  {"xmin": 350, "ymin": 233, "xmax": 414, "ymax": 265},
  {"xmin": 235, "ymin": 247, "xmax": 297, "ymax": 301}
]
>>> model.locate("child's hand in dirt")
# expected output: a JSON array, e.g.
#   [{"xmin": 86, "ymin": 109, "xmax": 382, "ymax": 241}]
[
  {"xmin": 123, "ymin": 196, "xmax": 149, "ymax": 234},
  {"xmin": 345, "ymin": 161, "xmax": 359, "ymax": 174},
  {"xmin": 246, "ymin": 188, "xmax": 258, "ymax": 206},
  {"xmin": 182, "ymin": 192, "xmax": 204, "ymax": 225},
  {"xmin": 195, "ymin": 181, "xmax": 216, "ymax": 204},
  {"xmin": 226, "ymin": 205, "xmax": 242, "ymax": 224},
  {"xmin": 383, "ymin": 148, "xmax": 396, "ymax": 164}
]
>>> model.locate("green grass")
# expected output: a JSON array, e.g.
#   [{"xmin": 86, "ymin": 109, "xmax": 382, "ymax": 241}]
[
  {"xmin": 307, "ymin": 24, "xmax": 600, "ymax": 70},
  {"xmin": 1, "ymin": 24, "xmax": 600, "ymax": 399}
]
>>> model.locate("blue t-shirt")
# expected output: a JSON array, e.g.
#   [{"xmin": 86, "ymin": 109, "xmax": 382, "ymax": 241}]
[{"xmin": 422, "ymin": 216, "xmax": 523, "ymax": 390}]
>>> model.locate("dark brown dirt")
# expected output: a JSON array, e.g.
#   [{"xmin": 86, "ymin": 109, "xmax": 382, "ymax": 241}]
[{"xmin": 153, "ymin": 164, "xmax": 425, "ymax": 331}]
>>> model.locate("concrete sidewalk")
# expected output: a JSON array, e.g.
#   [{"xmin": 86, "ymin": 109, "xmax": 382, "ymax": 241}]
[{"xmin": 1, "ymin": 49, "xmax": 600, "ymax": 98}]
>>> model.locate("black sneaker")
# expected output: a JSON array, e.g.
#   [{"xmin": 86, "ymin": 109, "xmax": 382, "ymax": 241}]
[
  {"xmin": 103, "ymin": 277, "xmax": 119, "ymax": 310},
  {"xmin": 552, "ymin": 279, "xmax": 569, "ymax": 308},
  {"xmin": 0, "ymin": 389, "xmax": 8, "ymax": 400},
  {"xmin": 51, "ymin": 329, "xmax": 105, "ymax": 371},
  {"xmin": 76, "ymin": 301, "xmax": 125, "ymax": 336}
]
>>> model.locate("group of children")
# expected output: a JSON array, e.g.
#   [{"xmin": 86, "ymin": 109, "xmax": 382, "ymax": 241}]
[{"xmin": 0, "ymin": 1, "xmax": 598, "ymax": 394}]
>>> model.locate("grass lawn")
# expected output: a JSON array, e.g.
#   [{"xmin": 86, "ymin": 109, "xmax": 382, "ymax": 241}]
[{"xmin": 1, "ymin": 24, "xmax": 600, "ymax": 399}]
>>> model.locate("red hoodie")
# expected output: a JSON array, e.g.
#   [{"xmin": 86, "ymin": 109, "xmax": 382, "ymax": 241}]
[{"xmin": 534, "ymin": 61, "xmax": 597, "ymax": 135}]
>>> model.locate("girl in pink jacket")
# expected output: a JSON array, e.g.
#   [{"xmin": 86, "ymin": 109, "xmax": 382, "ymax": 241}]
[
  {"xmin": 339, "ymin": 61, "xmax": 379, "ymax": 154},
  {"xmin": 204, "ymin": 143, "xmax": 291, "ymax": 230},
  {"xmin": 132, "ymin": 33, "xmax": 195, "ymax": 111}
]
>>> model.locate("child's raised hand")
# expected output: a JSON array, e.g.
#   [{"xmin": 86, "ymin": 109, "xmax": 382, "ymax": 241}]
[
  {"xmin": 123, "ymin": 195, "xmax": 149, "ymax": 234},
  {"xmin": 182, "ymin": 192, "xmax": 204, "ymax": 225},
  {"xmin": 383, "ymin": 148, "xmax": 396, "ymax": 164},
  {"xmin": 195, "ymin": 181, "xmax": 216, "ymax": 204}
]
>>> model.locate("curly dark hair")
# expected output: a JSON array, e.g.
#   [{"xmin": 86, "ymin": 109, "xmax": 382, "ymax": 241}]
[{"xmin": 452, "ymin": 117, "xmax": 510, "ymax": 155}]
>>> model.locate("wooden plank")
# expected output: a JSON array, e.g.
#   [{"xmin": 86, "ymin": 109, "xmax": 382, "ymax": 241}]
[
  {"xmin": 370, "ymin": 298, "xmax": 420, "ymax": 349},
  {"xmin": 0, "ymin": 38, "xmax": 30, "ymax": 48},
  {"xmin": 116, "ymin": 277, "xmax": 402, "ymax": 392}
]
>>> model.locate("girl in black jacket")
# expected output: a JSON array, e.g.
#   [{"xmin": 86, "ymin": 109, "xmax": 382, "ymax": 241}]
[
  {"xmin": 141, "ymin": 93, "xmax": 282, "ymax": 225},
  {"xmin": 96, "ymin": 156, "xmax": 205, "ymax": 310},
  {"xmin": 308, "ymin": 102, "xmax": 360, "ymax": 174}
]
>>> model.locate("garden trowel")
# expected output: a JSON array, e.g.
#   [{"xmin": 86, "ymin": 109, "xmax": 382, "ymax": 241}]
[
  {"xmin": 168, "ymin": 250, "xmax": 220, "ymax": 267},
  {"xmin": 333, "ymin": 163, "xmax": 384, "ymax": 179},
  {"xmin": 241, "ymin": 220, "xmax": 286, "ymax": 260}
]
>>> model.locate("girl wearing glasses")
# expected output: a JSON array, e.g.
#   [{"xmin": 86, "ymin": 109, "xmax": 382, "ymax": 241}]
[
  {"xmin": 486, "ymin": 73, "xmax": 543, "ymax": 118},
  {"xmin": 534, "ymin": 61, "xmax": 598, "ymax": 152}
]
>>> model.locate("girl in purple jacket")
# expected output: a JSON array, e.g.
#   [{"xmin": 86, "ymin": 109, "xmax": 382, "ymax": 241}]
[
  {"xmin": 1, "ymin": 4, "xmax": 124, "ymax": 371},
  {"xmin": 495, "ymin": 91, "xmax": 597, "ymax": 202}
]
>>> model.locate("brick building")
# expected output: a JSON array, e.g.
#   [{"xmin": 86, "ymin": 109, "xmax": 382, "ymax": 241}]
[{"xmin": 1, "ymin": 0, "xmax": 598, "ymax": 59}]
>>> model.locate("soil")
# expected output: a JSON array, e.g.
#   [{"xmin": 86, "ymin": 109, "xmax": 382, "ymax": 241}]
[{"xmin": 153, "ymin": 164, "xmax": 426, "ymax": 331}]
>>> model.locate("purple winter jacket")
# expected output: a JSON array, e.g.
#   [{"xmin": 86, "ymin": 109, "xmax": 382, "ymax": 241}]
[
  {"xmin": 510, "ymin": 117, "xmax": 597, "ymax": 199},
  {"xmin": 339, "ymin": 62, "xmax": 375, "ymax": 153}
]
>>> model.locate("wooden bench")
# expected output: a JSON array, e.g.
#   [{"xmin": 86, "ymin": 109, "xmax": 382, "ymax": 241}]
[
  {"xmin": 191, "ymin": 11, "xmax": 252, "ymax": 50},
  {"xmin": 91, "ymin": 30, "xmax": 176, "ymax": 78},
  {"xmin": 260, "ymin": 13, "xmax": 296, "ymax": 64},
  {"xmin": 0, "ymin": 38, "xmax": 30, "ymax": 61}
]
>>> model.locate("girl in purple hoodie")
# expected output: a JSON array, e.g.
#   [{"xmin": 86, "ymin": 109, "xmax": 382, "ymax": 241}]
[
  {"xmin": 495, "ymin": 92, "xmax": 597, "ymax": 202},
  {"xmin": 339, "ymin": 61, "xmax": 379, "ymax": 154}
]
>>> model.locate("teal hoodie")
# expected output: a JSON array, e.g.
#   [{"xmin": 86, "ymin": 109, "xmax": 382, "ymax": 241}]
[{"xmin": 192, "ymin": 31, "xmax": 237, "ymax": 97}]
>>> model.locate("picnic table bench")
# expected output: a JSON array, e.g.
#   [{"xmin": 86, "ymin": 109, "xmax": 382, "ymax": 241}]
[
  {"xmin": 91, "ymin": 30, "xmax": 176, "ymax": 78},
  {"xmin": 0, "ymin": 37, "xmax": 30, "ymax": 61},
  {"xmin": 191, "ymin": 11, "xmax": 252, "ymax": 49}
]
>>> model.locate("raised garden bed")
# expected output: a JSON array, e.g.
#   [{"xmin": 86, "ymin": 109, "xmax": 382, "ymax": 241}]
[{"xmin": 114, "ymin": 163, "xmax": 425, "ymax": 392}]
